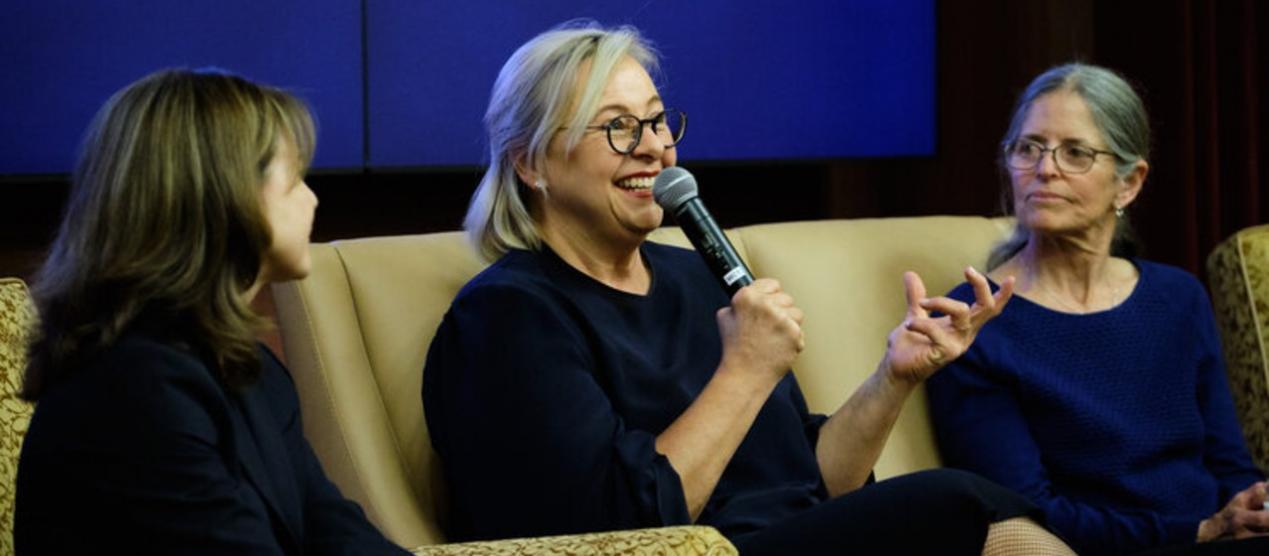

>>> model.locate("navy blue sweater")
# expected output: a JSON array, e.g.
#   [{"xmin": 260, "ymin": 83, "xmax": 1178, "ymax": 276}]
[
  {"xmin": 423, "ymin": 242, "xmax": 828, "ymax": 541},
  {"xmin": 927, "ymin": 260, "xmax": 1262, "ymax": 555}
]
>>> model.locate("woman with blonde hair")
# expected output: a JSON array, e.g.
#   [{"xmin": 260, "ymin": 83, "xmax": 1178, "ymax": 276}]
[
  {"xmin": 15, "ymin": 68, "xmax": 408, "ymax": 555},
  {"xmin": 424, "ymin": 21, "xmax": 1072, "ymax": 555}
]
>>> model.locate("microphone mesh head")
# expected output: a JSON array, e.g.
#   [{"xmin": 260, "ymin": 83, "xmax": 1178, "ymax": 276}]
[{"xmin": 653, "ymin": 167, "xmax": 698, "ymax": 211}]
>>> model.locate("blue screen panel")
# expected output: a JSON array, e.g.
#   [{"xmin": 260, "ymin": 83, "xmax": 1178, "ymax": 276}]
[
  {"xmin": 367, "ymin": 0, "xmax": 934, "ymax": 166},
  {"xmin": 0, "ymin": 0, "xmax": 362, "ymax": 174}
]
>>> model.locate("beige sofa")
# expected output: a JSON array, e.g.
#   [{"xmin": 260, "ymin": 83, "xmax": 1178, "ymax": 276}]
[
  {"xmin": 270, "ymin": 215, "xmax": 1016, "ymax": 552},
  {"xmin": 5, "ymin": 219, "xmax": 1262, "ymax": 553}
]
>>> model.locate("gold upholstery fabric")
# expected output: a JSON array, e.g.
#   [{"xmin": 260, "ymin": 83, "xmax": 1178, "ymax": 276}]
[
  {"xmin": 271, "ymin": 216, "xmax": 1013, "ymax": 552},
  {"xmin": 1207, "ymin": 224, "xmax": 1269, "ymax": 471},
  {"xmin": 0, "ymin": 278, "xmax": 36, "ymax": 556},
  {"xmin": 408, "ymin": 526, "xmax": 735, "ymax": 556}
]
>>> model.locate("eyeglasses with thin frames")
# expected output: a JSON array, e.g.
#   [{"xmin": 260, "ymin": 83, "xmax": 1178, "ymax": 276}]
[
  {"xmin": 581, "ymin": 109, "xmax": 687, "ymax": 155},
  {"xmin": 1004, "ymin": 139, "xmax": 1116, "ymax": 174}
]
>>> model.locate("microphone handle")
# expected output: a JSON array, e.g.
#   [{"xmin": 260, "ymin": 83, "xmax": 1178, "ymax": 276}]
[{"xmin": 674, "ymin": 199, "xmax": 754, "ymax": 296}]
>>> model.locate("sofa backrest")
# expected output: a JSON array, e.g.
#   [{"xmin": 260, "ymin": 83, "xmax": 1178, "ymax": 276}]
[
  {"xmin": 271, "ymin": 216, "xmax": 1011, "ymax": 548},
  {"xmin": 729, "ymin": 217, "xmax": 1012, "ymax": 476}
]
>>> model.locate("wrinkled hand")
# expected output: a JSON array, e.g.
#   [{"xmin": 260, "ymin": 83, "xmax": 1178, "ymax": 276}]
[
  {"xmin": 1197, "ymin": 482, "xmax": 1269, "ymax": 542},
  {"xmin": 717, "ymin": 278, "xmax": 804, "ymax": 386},
  {"xmin": 883, "ymin": 267, "xmax": 1014, "ymax": 385}
]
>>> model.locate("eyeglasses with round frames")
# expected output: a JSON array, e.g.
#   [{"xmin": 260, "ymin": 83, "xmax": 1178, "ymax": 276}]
[
  {"xmin": 583, "ymin": 109, "xmax": 687, "ymax": 155},
  {"xmin": 1005, "ymin": 139, "xmax": 1116, "ymax": 174}
]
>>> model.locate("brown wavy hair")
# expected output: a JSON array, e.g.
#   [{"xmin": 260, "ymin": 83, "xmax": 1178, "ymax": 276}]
[{"xmin": 23, "ymin": 68, "xmax": 315, "ymax": 399}]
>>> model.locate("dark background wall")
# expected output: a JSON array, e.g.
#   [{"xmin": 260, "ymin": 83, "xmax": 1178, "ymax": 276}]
[{"xmin": 3, "ymin": 0, "xmax": 1265, "ymax": 284}]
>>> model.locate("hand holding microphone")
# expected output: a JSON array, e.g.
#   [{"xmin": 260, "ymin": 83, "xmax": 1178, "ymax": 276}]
[{"xmin": 655, "ymin": 167, "xmax": 803, "ymax": 383}]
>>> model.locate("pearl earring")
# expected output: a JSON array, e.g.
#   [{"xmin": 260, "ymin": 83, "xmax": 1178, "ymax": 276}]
[
  {"xmin": 534, "ymin": 179, "xmax": 547, "ymax": 191},
  {"xmin": 1114, "ymin": 206, "xmax": 1124, "ymax": 218}
]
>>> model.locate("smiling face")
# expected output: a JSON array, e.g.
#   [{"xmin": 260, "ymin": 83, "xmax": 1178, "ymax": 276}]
[
  {"xmin": 1010, "ymin": 90, "xmax": 1142, "ymax": 239},
  {"xmin": 522, "ymin": 55, "xmax": 677, "ymax": 250}
]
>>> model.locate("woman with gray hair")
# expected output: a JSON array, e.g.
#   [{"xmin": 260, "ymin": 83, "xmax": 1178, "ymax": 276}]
[
  {"xmin": 928, "ymin": 63, "xmax": 1269, "ymax": 555},
  {"xmin": 423, "ymin": 20, "xmax": 1072, "ymax": 555}
]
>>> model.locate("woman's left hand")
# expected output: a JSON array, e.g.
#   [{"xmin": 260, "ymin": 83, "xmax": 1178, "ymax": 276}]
[
  {"xmin": 883, "ymin": 267, "xmax": 1014, "ymax": 385},
  {"xmin": 1197, "ymin": 481, "xmax": 1269, "ymax": 542}
]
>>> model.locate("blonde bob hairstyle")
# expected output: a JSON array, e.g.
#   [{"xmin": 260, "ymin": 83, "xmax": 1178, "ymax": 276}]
[
  {"xmin": 464, "ymin": 20, "xmax": 659, "ymax": 261},
  {"xmin": 24, "ymin": 68, "xmax": 315, "ymax": 399}
]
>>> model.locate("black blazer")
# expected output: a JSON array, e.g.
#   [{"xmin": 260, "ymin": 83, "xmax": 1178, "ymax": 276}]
[{"xmin": 14, "ymin": 328, "xmax": 407, "ymax": 555}]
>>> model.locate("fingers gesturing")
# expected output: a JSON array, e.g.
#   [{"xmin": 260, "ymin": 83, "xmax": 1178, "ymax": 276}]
[{"xmin": 887, "ymin": 267, "xmax": 1014, "ymax": 383}]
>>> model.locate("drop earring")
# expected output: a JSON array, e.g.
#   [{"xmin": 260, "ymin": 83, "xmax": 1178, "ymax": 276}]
[{"xmin": 1114, "ymin": 206, "xmax": 1124, "ymax": 218}]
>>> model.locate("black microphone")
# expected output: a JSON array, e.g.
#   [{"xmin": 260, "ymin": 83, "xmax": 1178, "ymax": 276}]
[{"xmin": 653, "ymin": 167, "xmax": 755, "ymax": 296}]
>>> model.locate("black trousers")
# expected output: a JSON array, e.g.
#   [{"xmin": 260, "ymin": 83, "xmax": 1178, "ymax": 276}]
[
  {"xmin": 1136, "ymin": 536, "xmax": 1269, "ymax": 556},
  {"xmin": 730, "ymin": 469, "xmax": 1039, "ymax": 556}
]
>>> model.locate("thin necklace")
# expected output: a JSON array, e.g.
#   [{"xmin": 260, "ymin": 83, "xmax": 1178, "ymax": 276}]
[{"xmin": 1032, "ymin": 277, "xmax": 1121, "ymax": 314}]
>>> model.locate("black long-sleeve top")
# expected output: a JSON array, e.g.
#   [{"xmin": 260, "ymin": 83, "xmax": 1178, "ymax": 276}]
[{"xmin": 423, "ymin": 242, "xmax": 829, "ymax": 541}]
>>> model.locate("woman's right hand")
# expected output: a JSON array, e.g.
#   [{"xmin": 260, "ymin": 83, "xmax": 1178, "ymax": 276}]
[
  {"xmin": 1197, "ymin": 481, "xmax": 1269, "ymax": 542},
  {"xmin": 661, "ymin": 278, "xmax": 805, "ymax": 520},
  {"xmin": 716, "ymin": 278, "xmax": 804, "ymax": 387}
]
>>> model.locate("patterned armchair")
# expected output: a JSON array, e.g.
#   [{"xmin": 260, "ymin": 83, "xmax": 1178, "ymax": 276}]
[
  {"xmin": 1, "ymin": 278, "xmax": 37, "ymax": 556},
  {"xmin": 1207, "ymin": 223, "xmax": 1269, "ymax": 473}
]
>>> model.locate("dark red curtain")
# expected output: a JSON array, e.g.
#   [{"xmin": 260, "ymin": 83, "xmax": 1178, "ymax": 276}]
[
  {"xmin": 823, "ymin": 0, "xmax": 1267, "ymax": 279},
  {"xmin": 1095, "ymin": 0, "xmax": 1268, "ymax": 276}
]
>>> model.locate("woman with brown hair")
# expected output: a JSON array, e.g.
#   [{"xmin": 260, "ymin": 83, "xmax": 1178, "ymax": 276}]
[{"xmin": 14, "ymin": 68, "xmax": 408, "ymax": 555}]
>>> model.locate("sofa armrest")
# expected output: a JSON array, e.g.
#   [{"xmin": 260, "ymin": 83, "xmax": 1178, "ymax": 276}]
[{"xmin": 409, "ymin": 525, "xmax": 737, "ymax": 555}]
